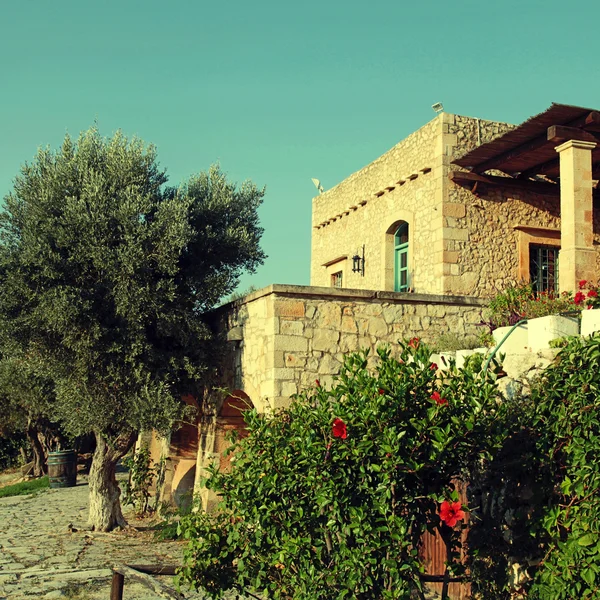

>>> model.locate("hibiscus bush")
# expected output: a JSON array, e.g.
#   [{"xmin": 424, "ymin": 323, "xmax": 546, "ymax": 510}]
[{"xmin": 176, "ymin": 343, "xmax": 504, "ymax": 600}]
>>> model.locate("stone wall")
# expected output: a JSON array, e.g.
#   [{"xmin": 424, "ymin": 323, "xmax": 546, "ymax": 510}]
[
  {"xmin": 310, "ymin": 113, "xmax": 516, "ymax": 296},
  {"xmin": 216, "ymin": 285, "xmax": 486, "ymax": 411},
  {"xmin": 311, "ymin": 115, "xmax": 443, "ymax": 293}
]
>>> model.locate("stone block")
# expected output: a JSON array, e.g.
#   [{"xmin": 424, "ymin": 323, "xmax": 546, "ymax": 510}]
[
  {"xmin": 280, "ymin": 381, "xmax": 298, "ymax": 397},
  {"xmin": 582, "ymin": 308, "xmax": 600, "ymax": 337},
  {"xmin": 443, "ymin": 251, "xmax": 459, "ymax": 264},
  {"xmin": 339, "ymin": 334, "xmax": 359, "ymax": 353},
  {"xmin": 341, "ymin": 315, "xmax": 358, "ymax": 333},
  {"xmin": 284, "ymin": 352, "xmax": 307, "ymax": 368},
  {"xmin": 443, "ymin": 227, "xmax": 469, "ymax": 241},
  {"xmin": 316, "ymin": 303, "xmax": 342, "ymax": 328},
  {"xmin": 382, "ymin": 305, "xmax": 404, "ymax": 324},
  {"xmin": 318, "ymin": 353, "xmax": 342, "ymax": 375},
  {"xmin": 312, "ymin": 328, "xmax": 340, "ymax": 352},
  {"xmin": 275, "ymin": 300, "xmax": 306, "ymax": 318},
  {"xmin": 492, "ymin": 324, "xmax": 529, "ymax": 355},
  {"xmin": 443, "ymin": 202, "xmax": 466, "ymax": 218},
  {"xmin": 280, "ymin": 320, "xmax": 304, "ymax": 336},
  {"xmin": 528, "ymin": 315, "xmax": 579, "ymax": 351},
  {"xmin": 368, "ymin": 317, "xmax": 388, "ymax": 337},
  {"xmin": 273, "ymin": 335, "xmax": 308, "ymax": 352}
]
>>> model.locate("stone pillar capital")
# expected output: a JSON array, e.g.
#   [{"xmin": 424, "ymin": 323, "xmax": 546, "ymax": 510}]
[{"xmin": 555, "ymin": 139, "xmax": 597, "ymax": 153}]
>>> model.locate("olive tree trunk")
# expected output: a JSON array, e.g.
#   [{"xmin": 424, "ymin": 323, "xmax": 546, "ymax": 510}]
[
  {"xmin": 88, "ymin": 431, "xmax": 136, "ymax": 532},
  {"xmin": 26, "ymin": 420, "xmax": 46, "ymax": 477}
]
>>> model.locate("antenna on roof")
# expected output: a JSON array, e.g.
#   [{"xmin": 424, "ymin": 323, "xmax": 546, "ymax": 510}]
[
  {"xmin": 311, "ymin": 178, "xmax": 324, "ymax": 194},
  {"xmin": 432, "ymin": 102, "xmax": 444, "ymax": 114}
]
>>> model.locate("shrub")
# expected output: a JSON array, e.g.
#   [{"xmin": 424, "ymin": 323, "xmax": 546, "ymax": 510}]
[
  {"xmin": 0, "ymin": 433, "xmax": 26, "ymax": 471},
  {"xmin": 526, "ymin": 335, "xmax": 600, "ymax": 598},
  {"xmin": 486, "ymin": 282, "xmax": 575, "ymax": 329},
  {"xmin": 176, "ymin": 343, "xmax": 504, "ymax": 600}
]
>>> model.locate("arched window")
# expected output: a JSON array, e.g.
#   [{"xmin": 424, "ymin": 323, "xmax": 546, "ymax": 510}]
[{"xmin": 394, "ymin": 222, "xmax": 409, "ymax": 292}]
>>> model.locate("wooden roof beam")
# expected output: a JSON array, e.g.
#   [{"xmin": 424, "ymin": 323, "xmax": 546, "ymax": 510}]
[
  {"xmin": 450, "ymin": 170, "xmax": 560, "ymax": 195},
  {"xmin": 547, "ymin": 125, "xmax": 599, "ymax": 144},
  {"xmin": 517, "ymin": 157, "xmax": 558, "ymax": 180},
  {"xmin": 561, "ymin": 110, "xmax": 600, "ymax": 131},
  {"xmin": 450, "ymin": 170, "xmax": 600, "ymax": 200},
  {"xmin": 472, "ymin": 114, "xmax": 600, "ymax": 174},
  {"xmin": 471, "ymin": 134, "xmax": 548, "ymax": 173},
  {"xmin": 517, "ymin": 126, "xmax": 600, "ymax": 179}
]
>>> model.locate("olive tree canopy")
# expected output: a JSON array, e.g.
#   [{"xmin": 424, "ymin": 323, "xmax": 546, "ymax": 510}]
[{"xmin": 0, "ymin": 128, "xmax": 266, "ymax": 530}]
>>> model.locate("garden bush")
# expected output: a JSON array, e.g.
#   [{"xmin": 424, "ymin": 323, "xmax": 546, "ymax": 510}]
[
  {"xmin": 486, "ymin": 282, "xmax": 576, "ymax": 329},
  {"xmin": 176, "ymin": 343, "xmax": 504, "ymax": 600}
]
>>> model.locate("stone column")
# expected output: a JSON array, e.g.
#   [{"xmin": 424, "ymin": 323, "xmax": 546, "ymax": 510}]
[{"xmin": 555, "ymin": 139, "xmax": 597, "ymax": 293}]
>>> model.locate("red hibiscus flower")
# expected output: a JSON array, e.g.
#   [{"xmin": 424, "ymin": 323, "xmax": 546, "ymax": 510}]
[
  {"xmin": 579, "ymin": 280, "xmax": 588, "ymax": 289},
  {"xmin": 575, "ymin": 291, "xmax": 586, "ymax": 305},
  {"xmin": 315, "ymin": 379, "xmax": 320, "ymax": 387},
  {"xmin": 439, "ymin": 500, "xmax": 466, "ymax": 527},
  {"xmin": 430, "ymin": 391, "xmax": 448, "ymax": 406},
  {"xmin": 378, "ymin": 388, "xmax": 385, "ymax": 395},
  {"xmin": 332, "ymin": 418, "xmax": 347, "ymax": 439},
  {"xmin": 430, "ymin": 363, "xmax": 438, "ymax": 371},
  {"xmin": 408, "ymin": 337, "xmax": 420, "ymax": 349},
  {"xmin": 588, "ymin": 290, "xmax": 598, "ymax": 299}
]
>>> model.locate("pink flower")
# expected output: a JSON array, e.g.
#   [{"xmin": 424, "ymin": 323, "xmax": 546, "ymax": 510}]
[
  {"xmin": 439, "ymin": 501, "xmax": 466, "ymax": 527},
  {"xmin": 332, "ymin": 418, "xmax": 347, "ymax": 439},
  {"xmin": 430, "ymin": 391, "xmax": 448, "ymax": 406}
]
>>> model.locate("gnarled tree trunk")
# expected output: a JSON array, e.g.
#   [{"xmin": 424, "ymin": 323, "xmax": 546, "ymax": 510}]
[
  {"xmin": 88, "ymin": 430, "xmax": 136, "ymax": 532},
  {"xmin": 26, "ymin": 420, "xmax": 47, "ymax": 477}
]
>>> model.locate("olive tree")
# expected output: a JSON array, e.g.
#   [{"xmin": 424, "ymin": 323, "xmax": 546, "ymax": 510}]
[{"xmin": 0, "ymin": 128, "xmax": 265, "ymax": 530}]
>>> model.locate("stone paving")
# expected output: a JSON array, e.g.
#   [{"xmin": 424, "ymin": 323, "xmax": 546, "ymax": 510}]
[{"xmin": 0, "ymin": 477, "xmax": 222, "ymax": 600}]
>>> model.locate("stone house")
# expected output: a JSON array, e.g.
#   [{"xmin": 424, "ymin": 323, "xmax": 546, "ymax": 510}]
[
  {"xmin": 153, "ymin": 103, "xmax": 600, "ymax": 507},
  {"xmin": 312, "ymin": 103, "xmax": 600, "ymax": 298}
]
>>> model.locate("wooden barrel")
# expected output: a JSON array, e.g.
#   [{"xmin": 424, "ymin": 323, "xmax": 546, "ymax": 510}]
[{"xmin": 47, "ymin": 450, "xmax": 77, "ymax": 488}]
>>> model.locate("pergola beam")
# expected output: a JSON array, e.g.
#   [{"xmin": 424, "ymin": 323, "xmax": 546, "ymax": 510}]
[
  {"xmin": 518, "ymin": 127, "xmax": 600, "ymax": 179},
  {"xmin": 449, "ymin": 170, "xmax": 600, "ymax": 200},
  {"xmin": 450, "ymin": 170, "xmax": 561, "ymax": 196},
  {"xmin": 547, "ymin": 125, "xmax": 599, "ymax": 144},
  {"xmin": 472, "ymin": 112, "xmax": 600, "ymax": 174}
]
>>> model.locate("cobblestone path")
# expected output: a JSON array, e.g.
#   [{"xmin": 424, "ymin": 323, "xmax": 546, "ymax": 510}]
[{"xmin": 0, "ymin": 479, "xmax": 213, "ymax": 599}]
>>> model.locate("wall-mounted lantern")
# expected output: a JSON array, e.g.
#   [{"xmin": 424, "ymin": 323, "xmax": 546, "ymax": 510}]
[{"xmin": 352, "ymin": 245, "xmax": 365, "ymax": 276}]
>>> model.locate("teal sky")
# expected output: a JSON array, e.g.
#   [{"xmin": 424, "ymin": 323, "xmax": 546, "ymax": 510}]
[{"xmin": 2, "ymin": 0, "xmax": 599, "ymax": 293}]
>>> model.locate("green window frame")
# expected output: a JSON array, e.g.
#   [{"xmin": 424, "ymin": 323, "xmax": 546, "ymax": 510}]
[{"xmin": 394, "ymin": 222, "xmax": 409, "ymax": 292}]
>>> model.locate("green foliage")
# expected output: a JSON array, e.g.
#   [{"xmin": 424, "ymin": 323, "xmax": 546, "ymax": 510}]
[
  {"xmin": 176, "ymin": 344, "xmax": 503, "ymax": 600},
  {"xmin": 0, "ymin": 128, "xmax": 266, "ymax": 445},
  {"xmin": 0, "ymin": 433, "xmax": 26, "ymax": 470},
  {"xmin": 430, "ymin": 333, "xmax": 481, "ymax": 352},
  {"xmin": 526, "ymin": 336, "xmax": 600, "ymax": 598},
  {"xmin": 0, "ymin": 475, "xmax": 49, "ymax": 498},
  {"xmin": 487, "ymin": 282, "xmax": 575, "ymax": 329},
  {"xmin": 467, "ymin": 335, "xmax": 600, "ymax": 599},
  {"xmin": 548, "ymin": 336, "xmax": 574, "ymax": 348},
  {"xmin": 122, "ymin": 447, "xmax": 162, "ymax": 515}
]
